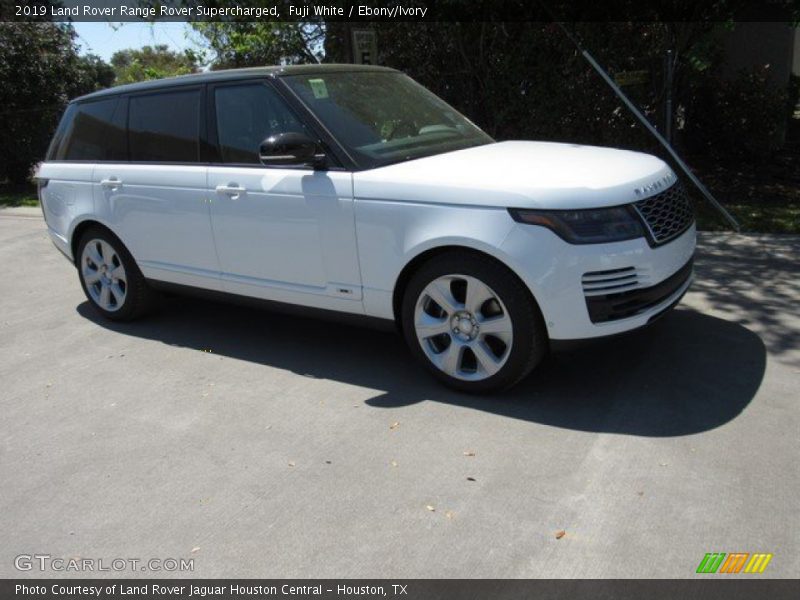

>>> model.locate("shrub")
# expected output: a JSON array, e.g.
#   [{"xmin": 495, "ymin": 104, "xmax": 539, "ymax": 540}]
[
  {"xmin": 682, "ymin": 65, "xmax": 790, "ymax": 164},
  {"xmin": 0, "ymin": 23, "xmax": 113, "ymax": 184}
]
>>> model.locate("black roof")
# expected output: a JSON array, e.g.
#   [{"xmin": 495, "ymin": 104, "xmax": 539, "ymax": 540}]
[{"xmin": 75, "ymin": 63, "xmax": 398, "ymax": 103}]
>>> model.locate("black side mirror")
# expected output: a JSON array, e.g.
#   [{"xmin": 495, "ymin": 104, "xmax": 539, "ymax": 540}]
[{"xmin": 259, "ymin": 132, "xmax": 324, "ymax": 167}]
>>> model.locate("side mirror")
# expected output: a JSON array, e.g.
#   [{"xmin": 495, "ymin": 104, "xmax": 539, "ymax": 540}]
[{"xmin": 259, "ymin": 132, "xmax": 324, "ymax": 167}]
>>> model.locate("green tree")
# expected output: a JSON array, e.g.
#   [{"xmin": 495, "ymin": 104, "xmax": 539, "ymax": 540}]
[
  {"xmin": 76, "ymin": 53, "xmax": 116, "ymax": 90},
  {"xmin": 0, "ymin": 23, "xmax": 112, "ymax": 184},
  {"xmin": 110, "ymin": 44, "xmax": 200, "ymax": 85},
  {"xmin": 191, "ymin": 22, "xmax": 324, "ymax": 69},
  {"xmin": 135, "ymin": 0, "xmax": 323, "ymax": 66}
]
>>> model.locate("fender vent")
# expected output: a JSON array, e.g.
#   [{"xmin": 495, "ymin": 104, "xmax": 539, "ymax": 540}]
[{"xmin": 581, "ymin": 266, "xmax": 642, "ymax": 296}]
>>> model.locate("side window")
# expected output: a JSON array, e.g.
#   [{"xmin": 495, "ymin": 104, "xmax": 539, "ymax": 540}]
[
  {"xmin": 47, "ymin": 104, "xmax": 77, "ymax": 161},
  {"xmin": 129, "ymin": 89, "xmax": 200, "ymax": 162},
  {"xmin": 56, "ymin": 98, "xmax": 126, "ymax": 161},
  {"xmin": 214, "ymin": 83, "xmax": 309, "ymax": 164}
]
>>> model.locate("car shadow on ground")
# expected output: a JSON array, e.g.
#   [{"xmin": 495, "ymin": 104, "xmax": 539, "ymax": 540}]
[{"xmin": 77, "ymin": 299, "xmax": 765, "ymax": 438}]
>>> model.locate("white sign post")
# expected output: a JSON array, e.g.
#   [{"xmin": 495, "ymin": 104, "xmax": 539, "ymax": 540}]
[{"xmin": 352, "ymin": 29, "xmax": 377, "ymax": 65}]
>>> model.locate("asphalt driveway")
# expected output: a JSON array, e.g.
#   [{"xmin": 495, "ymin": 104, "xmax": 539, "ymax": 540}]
[{"xmin": 1, "ymin": 208, "xmax": 797, "ymax": 578}]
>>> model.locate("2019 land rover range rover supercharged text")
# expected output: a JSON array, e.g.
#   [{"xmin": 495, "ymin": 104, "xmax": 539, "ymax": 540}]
[{"xmin": 37, "ymin": 64, "xmax": 695, "ymax": 393}]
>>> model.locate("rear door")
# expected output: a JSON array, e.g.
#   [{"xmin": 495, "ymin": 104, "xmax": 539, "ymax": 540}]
[
  {"xmin": 206, "ymin": 79, "xmax": 362, "ymax": 312},
  {"xmin": 38, "ymin": 101, "xmax": 112, "ymax": 250},
  {"xmin": 93, "ymin": 87, "xmax": 220, "ymax": 290}
]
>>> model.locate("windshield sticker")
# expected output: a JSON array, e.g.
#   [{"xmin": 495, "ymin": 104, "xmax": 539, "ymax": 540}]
[{"xmin": 309, "ymin": 78, "xmax": 329, "ymax": 99}]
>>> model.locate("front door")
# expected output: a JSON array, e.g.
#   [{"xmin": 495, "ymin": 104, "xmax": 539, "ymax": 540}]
[{"xmin": 206, "ymin": 80, "xmax": 362, "ymax": 312}]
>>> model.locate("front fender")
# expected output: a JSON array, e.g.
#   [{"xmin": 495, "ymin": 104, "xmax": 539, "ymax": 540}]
[{"xmin": 354, "ymin": 199, "xmax": 517, "ymax": 319}]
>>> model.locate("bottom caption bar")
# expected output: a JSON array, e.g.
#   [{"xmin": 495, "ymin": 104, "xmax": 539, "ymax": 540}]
[{"xmin": 3, "ymin": 580, "xmax": 800, "ymax": 600}]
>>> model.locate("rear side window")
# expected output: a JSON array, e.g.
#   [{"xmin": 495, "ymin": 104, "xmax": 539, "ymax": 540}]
[
  {"xmin": 46, "ymin": 104, "xmax": 77, "ymax": 161},
  {"xmin": 129, "ymin": 89, "xmax": 200, "ymax": 162},
  {"xmin": 214, "ymin": 82, "xmax": 308, "ymax": 164},
  {"xmin": 52, "ymin": 98, "xmax": 126, "ymax": 161}
]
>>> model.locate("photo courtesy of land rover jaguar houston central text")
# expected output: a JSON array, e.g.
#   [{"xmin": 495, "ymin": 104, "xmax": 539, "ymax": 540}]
[{"xmin": 37, "ymin": 64, "xmax": 696, "ymax": 393}]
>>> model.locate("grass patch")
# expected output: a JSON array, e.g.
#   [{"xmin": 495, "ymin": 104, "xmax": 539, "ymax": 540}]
[
  {"xmin": 692, "ymin": 155, "xmax": 800, "ymax": 234},
  {"xmin": 727, "ymin": 201, "xmax": 799, "ymax": 234},
  {"xmin": 697, "ymin": 201, "xmax": 800, "ymax": 234},
  {"xmin": 0, "ymin": 184, "xmax": 39, "ymax": 208}
]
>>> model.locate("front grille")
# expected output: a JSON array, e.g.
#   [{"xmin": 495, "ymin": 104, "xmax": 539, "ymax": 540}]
[
  {"xmin": 633, "ymin": 182, "xmax": 694, "ymax": 246},
  {"xmin": 585, "ymin": 258, "xmax": 693, "ymax": 323}
]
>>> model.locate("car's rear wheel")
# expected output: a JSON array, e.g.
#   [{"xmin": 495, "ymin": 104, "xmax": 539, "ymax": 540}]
[
  {"xmin": 401, "ymin": 251, "xmax": 547, "ymax": 393},
  {"xmin": 76, "ymin": 227, "xmax": 154, "ymax": 321}
]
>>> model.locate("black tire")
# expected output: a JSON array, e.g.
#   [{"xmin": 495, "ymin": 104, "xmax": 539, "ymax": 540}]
[
  {"xmin": 401, "ymin": 250, "xmax": 548, "ymax": 394},
  {"xmin": 76, "ymin": 227, "xmax": 155, "ymax": 321}
]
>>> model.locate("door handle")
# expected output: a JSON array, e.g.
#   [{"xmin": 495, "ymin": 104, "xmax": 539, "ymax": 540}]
[
  {"xmin": 215, "ymin": 185, "xmax": 247, "ymax": 199},
  {"xmin": 100, "ymin": 178, "xmax": 122, "ymax": 189},
  {"xmin": 215, "ymin": 185, "xmax": 246, "ymax": 194}
]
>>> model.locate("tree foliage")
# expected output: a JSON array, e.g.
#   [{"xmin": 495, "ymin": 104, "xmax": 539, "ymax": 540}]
[
  {"xmin": 356, "ymin": 21, "xmax": 792, "ymax": 164},
  {"xmin": 111, "ymin": 44, "xmax": 200, "ymax": 84},
  {"xmin": 0, "ymin": 23, "xmax": 112, "ymax": 183},
  {"xmin": 155, "ymin": 0, "xmax": 326, "ymax": 69},
  {"xmin": 358, "ymin": 23, "xmax": 693, "ymax": 148},
  {"xmin": 190, "ymin": 22, "xmax": 324, "ymax": 69},
  {"xmin": 683, "ymin": 65, "xmax": 790, "ymax": 162}
]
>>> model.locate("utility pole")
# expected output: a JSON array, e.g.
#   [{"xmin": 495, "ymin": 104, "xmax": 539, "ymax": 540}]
[{"xmin": 665, "ymin": 47, "xmax": 674, "ymax": 144}]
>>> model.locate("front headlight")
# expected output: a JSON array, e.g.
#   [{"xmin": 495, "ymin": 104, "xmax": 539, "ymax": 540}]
[{"xmin": 508, "ymin": 206, "xmax": 644, "ymax": 244}]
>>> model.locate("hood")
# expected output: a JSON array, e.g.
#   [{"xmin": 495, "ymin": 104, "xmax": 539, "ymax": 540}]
[{"xmin": 353, "ymin": 140, "xmax": 676, "ymax": 209}]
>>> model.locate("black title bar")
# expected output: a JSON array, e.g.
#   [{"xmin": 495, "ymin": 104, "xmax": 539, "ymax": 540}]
[{"xmin": 3, "ymin": 0, "xmax": 799, "ymax": 22}]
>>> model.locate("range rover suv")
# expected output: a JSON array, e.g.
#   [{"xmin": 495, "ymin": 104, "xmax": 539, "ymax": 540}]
[{"xmin": 37, "ymin": 64, "xmax": 695, "ymax": 393}]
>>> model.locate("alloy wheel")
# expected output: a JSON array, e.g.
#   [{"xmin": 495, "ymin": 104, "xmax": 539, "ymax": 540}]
[
  {"xmin": 414, "ymin": 274, "xmax": 513, "ymax": 381},
  {"xmin": 80, "ymin": 238, "xmax": 127, "ymax": 312}
]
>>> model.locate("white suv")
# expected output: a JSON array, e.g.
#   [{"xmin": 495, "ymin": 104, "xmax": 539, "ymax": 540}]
[{"xmin": 37, "ymin": 65, "xmax": 695, "ymax": 393}]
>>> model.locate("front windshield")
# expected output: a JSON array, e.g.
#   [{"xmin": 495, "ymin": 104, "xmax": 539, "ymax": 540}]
[{"xmin": 282, "ymin": 71, "xmax": 494, "ymax": 169}]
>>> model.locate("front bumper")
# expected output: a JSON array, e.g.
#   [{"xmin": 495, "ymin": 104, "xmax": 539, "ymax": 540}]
[
  {"xmin": 500, "ymin": 222, "xmax": 696, "ymax": 340},
  {"xmin": 585, "ymin": 257, "xmax": 693, "ymax": 323}
]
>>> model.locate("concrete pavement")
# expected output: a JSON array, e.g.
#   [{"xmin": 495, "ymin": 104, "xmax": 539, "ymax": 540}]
[{"xmin": 0, "ymin": 213, "xmax": 797, "ymax": 578}]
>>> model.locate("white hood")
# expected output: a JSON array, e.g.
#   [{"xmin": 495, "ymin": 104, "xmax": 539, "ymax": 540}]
[{"xmin": 353, "ymin": 140, "xmax": 675, "ymax": 209}]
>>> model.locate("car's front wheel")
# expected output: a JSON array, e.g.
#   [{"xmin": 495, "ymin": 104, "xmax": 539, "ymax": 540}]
[
  {"xmin": 76, "ymin": 227, "xmax": 154, "ymax": 321},
  {"xmin": 401, "ymin": 251, "xmax": 547, "ymax": 393}
]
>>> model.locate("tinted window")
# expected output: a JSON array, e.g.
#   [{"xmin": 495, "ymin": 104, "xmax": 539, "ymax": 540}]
[
  {"xmin": 129, "ymin": 89, "xmax": 200, "ymax": 162},
  {"xmin": 46, "ymin": 104, "xmax": 77, "ymax": 161},
  {"xmin": 214, "ymin": 83, "xmax": 308, "ymax": 164},
  {"xmin": 55, "ymin": 98, "xmax": 126, "ymax": 161}
]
